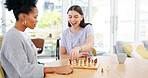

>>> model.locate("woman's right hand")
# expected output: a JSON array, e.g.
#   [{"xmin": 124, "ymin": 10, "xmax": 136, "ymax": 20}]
[
  {"xmin": 77, "ymin": 52, "xmax": 89, "ymax": 57},
  {"xmin": 56, "ymin": 65, "xmax": 73, "ymax": 75}
]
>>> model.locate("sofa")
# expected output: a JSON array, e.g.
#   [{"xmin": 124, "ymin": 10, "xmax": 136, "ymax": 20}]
[{"xmin": 114, "ymin": 40, "xmax": 148, "ymax": 57}]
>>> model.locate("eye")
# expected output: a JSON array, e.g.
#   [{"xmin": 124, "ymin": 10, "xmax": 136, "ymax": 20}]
[
  {"xmin": 34, "ymin": 17, "xmax": 37, "ymax": 19},
  {"xmin": 74, "ymin": 15, "xmax": 79, "ymax": 18},
  {"xmin": 75, "ymin": 17, "xmax": 78, "ymax": 18},
  {"xmin": 68, "ymin": 16, "xmax": 72, "ymax": 18}
]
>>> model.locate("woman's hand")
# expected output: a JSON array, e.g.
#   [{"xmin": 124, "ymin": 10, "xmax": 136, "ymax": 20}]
[
  {"xmin": 70, "ymin": 46, "xmax": 90, "ymax": 60},
  {"xmin": 56, "ymin": 65, "xmax": 73, "ymax": 75},
  {"xmin": 77, "ymin": 52, "xmax": 89, "ymax": 57},
  {"xmin": 70, "ymin": 47, "xmax": 81, "ymax": 61}
]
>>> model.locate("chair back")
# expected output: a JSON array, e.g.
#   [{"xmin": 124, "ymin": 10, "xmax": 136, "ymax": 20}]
[
  {"xmin": 92, "ymin": 48, "xmax": 97, "ymax": 56},
  {"xmin": 0, "ymin": 61, "xmax": 5, "ymax": 78},
  {"xmin": 31, "ymin": 38, "xmax": 44, "ymax": 54}
]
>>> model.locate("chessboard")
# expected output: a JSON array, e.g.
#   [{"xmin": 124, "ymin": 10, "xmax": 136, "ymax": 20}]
[{"xmin": 68, "ymin": 56, "xmax": 99, "ymax": 70}]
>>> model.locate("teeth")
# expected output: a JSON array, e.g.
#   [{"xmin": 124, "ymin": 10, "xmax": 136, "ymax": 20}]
[{"xmin": 72, "ymin": 22, "xmax": 76, "ymax": 24}]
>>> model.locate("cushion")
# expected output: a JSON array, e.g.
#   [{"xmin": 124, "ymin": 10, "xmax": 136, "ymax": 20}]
[
  {"xmin": 143, "ymin": 40, "xmax": 148, "ymax": 51},
  {"xmin": 115, "ymin": 41, "xmax": 132, "ymax": 56},
  {"xmin": 122, "ymin": 42, "xmax": 148, "ymax": 59}
]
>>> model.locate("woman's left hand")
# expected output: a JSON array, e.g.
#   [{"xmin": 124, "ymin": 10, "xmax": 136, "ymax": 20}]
[{"xmin": 70, "ymin": 47, "xmax": 81, "ymax": 61}]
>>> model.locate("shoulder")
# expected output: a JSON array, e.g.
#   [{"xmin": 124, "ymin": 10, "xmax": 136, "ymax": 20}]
[
  {"xmin": 62, "ymin": 28, "xmax": 70, "ymax": 34},
  {"xmin": 84, "ymin": 24, "xmax": 93, "ymax": 30},
  {"xmin": 4, "ymin": 28, "xmax": 24, "ymax": 41}
]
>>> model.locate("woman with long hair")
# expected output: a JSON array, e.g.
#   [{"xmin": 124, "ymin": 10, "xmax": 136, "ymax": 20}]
[{"xmin": 60, "ymin": 5, "xmax": 94, "ymax": 60}]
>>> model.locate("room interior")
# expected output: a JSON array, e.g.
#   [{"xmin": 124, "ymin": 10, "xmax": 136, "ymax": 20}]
[{"xmin": 1, "ymin": 0, "xmax": 148, "ymax": 78}]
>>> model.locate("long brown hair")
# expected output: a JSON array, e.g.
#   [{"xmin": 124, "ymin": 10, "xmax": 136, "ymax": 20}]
[{"xmin": 67, "ymin": 5, "xmax": 92, "ymax": 28}]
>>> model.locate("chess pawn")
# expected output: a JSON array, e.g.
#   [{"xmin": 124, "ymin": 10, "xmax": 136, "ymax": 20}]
[
  {"xmin": 80, "ymin": 59, "xmax": 82, "ymax": 66},
  {"xmin": 85, "ymin": 56, "xmax": 87, "ymax": 62},
  {"xmin": 101, "ymin": 68, "xmax": 104, "ymax": 73},
  {"xmin": 77, "ymin": 59, "xmax": 80, "ymax": 66},
  {"xmin": 72, "ymin": 60, "xmax": 75, "ymax": 66},
  {"xmin": 92, "ymin": 59, "xmax": 94, "ymax": 66},
  {"xmin": 69, "ymin": 59, "xmax": 72, "ymax": 65},
  {"xmin": 107, "ymin": 65, "xmax": 109, "ymax": 72},
  {"xmin": 84, "ymin": 60, "xmax": 87, "ymax": 66},
  {"xmin": 94, "ymin": 58, "xmax": 97, "ymax": 66},
  {"xmin": 88, "ymin": 58, "xmax": 91, "ymax": 67},
  {"xmin": 76, "ymin": 59, "xmax": 78, "ymax": 66},
  {"xmin": 88, "ymin": 57, "xmax": 90, "ymax": 63}
]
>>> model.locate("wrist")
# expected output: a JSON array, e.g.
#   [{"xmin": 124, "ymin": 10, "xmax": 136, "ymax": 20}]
[
  {"xmin": 44, "ymin": 67, "xmax": 57, "ymax": 73},
  {"xmin": 78, "ymin": 46, "xmax": 82, "ymax": 52}
]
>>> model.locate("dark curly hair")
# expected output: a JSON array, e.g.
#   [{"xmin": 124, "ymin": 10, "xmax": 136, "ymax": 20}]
[
  {"xmin": 5, "ymin": 0, "xmax": 38, "ymax": 21},
  {"xmin": 67, "ymin": 5, "xmax": 92, "ymax": 28}
]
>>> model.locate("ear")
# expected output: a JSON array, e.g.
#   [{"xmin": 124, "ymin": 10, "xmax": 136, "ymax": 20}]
[
  {"xmin": 81, "ymin": 15, "xmax": 84, "ymax": 21},
  {"xmin": 18, "ymin": 13, "xmax": 26, "ymax": 20}
]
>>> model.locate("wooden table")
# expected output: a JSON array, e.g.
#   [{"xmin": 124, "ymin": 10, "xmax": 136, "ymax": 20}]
[{"xmin": 45, "ymin": 56, "xmax": 148, "ymax": 78}]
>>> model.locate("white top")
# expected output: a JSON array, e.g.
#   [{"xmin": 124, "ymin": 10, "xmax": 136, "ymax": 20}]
[{"xmin": 60, "ymin": 24, "xmax": 94, "ymax": 56}]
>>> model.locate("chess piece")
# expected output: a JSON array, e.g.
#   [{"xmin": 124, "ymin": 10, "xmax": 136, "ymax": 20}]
[
  {"xmin": 77, "ymin": 59, "xmax": 80, "ymax": 66},
  {"xmin": 76, "ymin": 59, "xmax": 78, "ymax": 66},
  {"xmin": 107, "ymin": 65, "xmax": 109, "ymax": 72},
  {"xmin": 88, "ymin": 57, "xmax": 90, "ymax": 63},
  {"xmin": 85, "ymin": 56, "xmax": 87, "ymax": 62},
  {"xmin": 94, "ymin": 58, "xmax": 97, "ymax": 66},
  {"xmin": 84, "ymin": 60, "xmax": 87, "ymax": 66},
  {"xmin": 80, "ymin": 59, "xmax": 82, "ymax": 66},
  {"xmin": 88, "ymin": 58, "xmax": 91, "ymax": 67},
  {"xmin": 101, "ymin": 68, "xmax": 103, "ymax": 73},
  {"xmin": 69, "ymin": 59, "xmax": 72, "ymax": 65}
]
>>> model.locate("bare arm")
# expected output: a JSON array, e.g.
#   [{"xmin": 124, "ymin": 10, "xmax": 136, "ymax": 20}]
[
  {"xmin": 80, "ymin": 35, "xmax": 94, "ymax": 52},
  {"xmin": 59, "ymin": 46, "xmax": 70, "ymax": 60},
  {"xmin": 70, "ymin": 35, "xmax": 94, "ymax": 60},
  {"xmin": 44, "ymin": 65, "xmax": 73, "ymax": 75}
]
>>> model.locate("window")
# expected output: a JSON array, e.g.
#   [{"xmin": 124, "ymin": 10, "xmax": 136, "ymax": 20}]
[
  {"xmin": 92, "ymin": 0, "xmax": 110, "ymax": 55},
  {"xmin": 69, "ymin": 0, "xmax": 89, "ymax": 22},
  {"xmin": 139, "ymin": 0, "xmax": 148, "ymax": 40},
  {"xmin": 4, "ymin": 0, "xmax": 62, "ymax": 57},
  {"xmin": 0, "ymin": 0, "xmax": 2, "ymax": 35},
  {"xmin": 117, "ymin": 0, "xmax": 135, "ymax": 41},
  {"xmin": 25, "ymin": 0, "xmax": 62, "ymax": 57},
  {"xmin": 0, "ymin": 0, "xmax": 2, "ymax": 18}
]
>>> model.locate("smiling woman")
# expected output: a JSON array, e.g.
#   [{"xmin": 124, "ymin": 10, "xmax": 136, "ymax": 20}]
[{"xmin": 60, "ymin": 5, "xmax": 94, "ymax": 61}]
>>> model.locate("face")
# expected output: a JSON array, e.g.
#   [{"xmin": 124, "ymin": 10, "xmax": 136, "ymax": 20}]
[
  {"xmin": 25, "ymin": 7, "xmax": 38, "ymax": 29},
  {"xmin": 68, "ymin": 10, "xmax": 83, "ymax": 28}
]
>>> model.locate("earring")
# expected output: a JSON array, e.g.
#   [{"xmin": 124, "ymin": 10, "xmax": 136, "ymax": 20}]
[{"xmin": 22, "ymin": 20, "xmax": 26, "ymax": 25}]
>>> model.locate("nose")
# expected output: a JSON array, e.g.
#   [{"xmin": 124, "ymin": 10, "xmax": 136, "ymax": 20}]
[{"xmin": 71, "ymin": 17, "xmax": 75, "ymax": 22}]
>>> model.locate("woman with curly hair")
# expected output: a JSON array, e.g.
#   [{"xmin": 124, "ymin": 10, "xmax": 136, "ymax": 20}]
[{"xmin": 0, "ymin": 0, "xmax": 73, "ymax": 78}]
